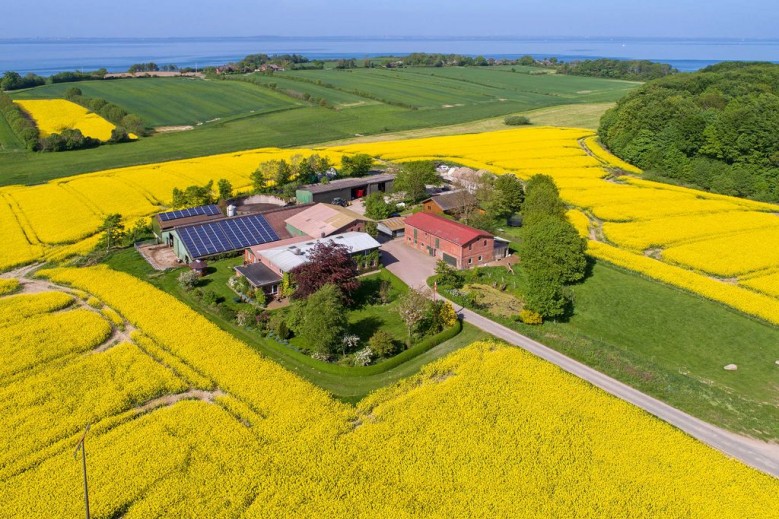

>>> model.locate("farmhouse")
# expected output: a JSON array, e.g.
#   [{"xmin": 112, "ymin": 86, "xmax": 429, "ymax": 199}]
[
  {"xmin": 404, "ymin": 212, "xmax": 507, "ymax": 269},
  {"xmin": 422, "ymin": 191, "xmax": 478, "ymax": 217},
  {"xmin": 295, "ymin": 173, "xmax": 395, "ymax": 204},
  {"xmin": 284, "ymin": 203, "xmax": 369, "ymax": 237},
  {"xmin": 237, "ymin": 232, "xmax": 381, "ymax": 294}
]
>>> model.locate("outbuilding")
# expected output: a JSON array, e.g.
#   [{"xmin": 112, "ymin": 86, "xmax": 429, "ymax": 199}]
[{"xmin": 295, "ymin": 173, "xmax": 395, "ymax": 204}]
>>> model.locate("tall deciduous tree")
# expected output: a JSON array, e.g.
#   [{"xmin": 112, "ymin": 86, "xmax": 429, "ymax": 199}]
[
  {"xmin": 393, "ymin": 160, "xmax": 440, "ymax": 202},
  {"xmin": 521, "ymin": 174, "xmax": 566, "ymax": 226},
  {"xmin": 519, "ymin": 215, "xmax": 587, "ymax": 286},
  {"xmin": 99, "ymin": 214, "xmax": 125, "ymax": 251},
  {"xmin": 288, "ymin": 283, "xmax": 347, "ymax": 355},
  {"xmin": 363, "ymin": 192, "xmax": 394, "ymax": 220},
  {"xmin": 490, "ymin": 174, "xmax": 525, "ymax": 221},
  {"xmin": 290, "ymin": 241, "xmax": 360, "ymax": 302},
  {"xmin": 217, "ymin": 179, "xmax": 233, "ymax": 201},
  {"xmin": 340, "ymin": 154, "xmax": 374, "ymax": 177}
]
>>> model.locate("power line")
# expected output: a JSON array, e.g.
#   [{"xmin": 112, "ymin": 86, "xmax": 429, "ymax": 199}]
[{"xmin": 73, "ymin": 424, "xmax": 91, "ymax": 519}]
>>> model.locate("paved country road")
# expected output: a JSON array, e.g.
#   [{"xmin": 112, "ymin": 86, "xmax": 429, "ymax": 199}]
[{"xmin": 381, "ymin": 239, "xmax": 779, "ymax": 478}]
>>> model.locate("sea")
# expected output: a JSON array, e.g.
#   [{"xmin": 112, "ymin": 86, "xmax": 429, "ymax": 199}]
[{"xmin": 1, "ymin": 36, "xmax": 778, "ymax": 76}]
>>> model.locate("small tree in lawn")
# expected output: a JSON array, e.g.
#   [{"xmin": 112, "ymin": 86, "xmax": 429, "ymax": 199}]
[
  {"xmin": 290, "ymin": 241, "xmax": 360, "ymax": 303},
  {"xmin": 178, "ymin": 270, "xmax": 200, "ymax": 291},
  {"xmin": 288, "ymin": 284, "xmax": 347, "ymax": 356},
  {"xmin": 435, "ymin": 260, "xmax": 463, "ymax": 288},
  {"xmin": 397, "ymin": 287, "xmax": 431, "ymax": 346},
  {"xmin": 368, "ymin": 329, "xmax": 396, "ymax": 358}
]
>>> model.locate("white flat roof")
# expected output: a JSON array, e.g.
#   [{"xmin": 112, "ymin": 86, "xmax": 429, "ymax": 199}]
[{"xmin": 257, "ymin": 231, "xmax": 380, "ymax": 273}]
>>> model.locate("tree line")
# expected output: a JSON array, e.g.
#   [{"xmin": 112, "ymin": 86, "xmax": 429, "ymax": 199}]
[
  {"xmin": 63, "ymin": 87, "xmax": 148, "ymax": 138},
  {"xmin": 556, "ymin": 58, "xmax": 677, "ymax": 81},
  {"xmin": 599, "ymin": 62, "xmax": 779, "ymax": 202}
]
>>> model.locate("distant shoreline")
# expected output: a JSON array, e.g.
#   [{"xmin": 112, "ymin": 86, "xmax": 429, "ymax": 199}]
[{"xmin": 3, "ymin": 36, "xmax": 778, "ymax": 75}]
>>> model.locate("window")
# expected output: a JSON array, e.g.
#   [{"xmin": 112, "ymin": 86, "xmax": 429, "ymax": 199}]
[
  {"xmin": 478, "ymin": 255, "xmax": 482, "ymax": 261},
  {"xmin": 483, "ymin": 240, "xmax": 487, "ymax": 246},
  {"xmin": 413, "ymin": 228, "xmax": 418, "ymax": 244},
  {"xmin": 469, "ymin": 244, "xmax": 472, "ymax": 251},
  {"xmin": 468, "ymin": 258, "xmax": 472, "ymax": 264},
  {"xmin": 435, "ymin": 238, "xmax": 440, "ymax": 249},
  {"xmin": 270, "ymin": 284, "xmax": 278, "ymax": 294}
]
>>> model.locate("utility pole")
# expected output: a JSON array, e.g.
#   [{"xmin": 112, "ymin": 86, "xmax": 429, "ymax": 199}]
[{"xmin": 73, "ymin": 424, "xmax": 91, "ymax": 519}]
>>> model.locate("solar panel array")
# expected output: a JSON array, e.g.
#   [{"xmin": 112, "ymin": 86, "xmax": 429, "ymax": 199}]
[
  {"xmin": 177, "ymin": 214, "xmax": 280, "ymax": 259},
  {"xmin": 158, "ymin": 204, "xmax": 221, "ymax": 222}
]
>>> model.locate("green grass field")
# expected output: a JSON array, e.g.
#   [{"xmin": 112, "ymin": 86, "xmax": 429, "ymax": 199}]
[
  {"xmin": 10, "ymin": 77, "xmax": 301, "ymax": 126},
  {"xmin": 0, "ymin": 112, "xmax": 23, "ymax": 152},
  {"xmin": 0, "ymin": 69, "xmax": 637, "ymax": 186},
  {"xmin": 440, "ymin": 261, "xmax": 779, "ymax": 440}
]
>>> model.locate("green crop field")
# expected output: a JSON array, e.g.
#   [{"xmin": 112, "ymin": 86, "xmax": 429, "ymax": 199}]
[
  {"xmin": 238, "ymin": 74, "xmax": 378, "ymax": 108},
  {"xmin": 277, "ymin": 67, "xmax": 638, "ymax": 108},
  {"xmin": 0, "ymin": 112, "xmax": 23, "ymax": 152},
  {"xmin": 10, "ymin": 77, "xmax": 301, "ymax": 126},
  {"xmin": 0, "ymin": 68, "xmax": 638, "ymax": 185}
]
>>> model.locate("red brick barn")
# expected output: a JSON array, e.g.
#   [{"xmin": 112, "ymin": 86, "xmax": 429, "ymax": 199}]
[{"xmin": 403, "ymin": 212, "xmax": 497, "ymax": 269}]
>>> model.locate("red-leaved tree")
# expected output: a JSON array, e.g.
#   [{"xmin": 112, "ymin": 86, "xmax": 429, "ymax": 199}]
[{"xmin": 290, "ymin": 241, "xmax": 360, "ymax": 303}]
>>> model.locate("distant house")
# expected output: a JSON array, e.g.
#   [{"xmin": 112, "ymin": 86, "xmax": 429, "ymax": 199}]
[
  {"xmin": 237, "ymin": 232, "xmax": 381, "ymax": 295},
  {"xmin": 422, "ymin": 191, "xmax": 478, "ymax": 217},
  {"xmin": 295, "ymin": 173, "xmax": 395, "ymax": 204},
  {"xmin": 258, "ymin": 64, "xmax": 285, "ymax": 72},
  {"xmin": 440, "ymin": 166, "xmax": 490, "ymax": 194},
  {"xmin": 284, "ymin": 203, "xmax": 370, "ymax": 238},
  {"xmin": 403, "ymin": 212, "xmax": 507, "ymax": 269}
]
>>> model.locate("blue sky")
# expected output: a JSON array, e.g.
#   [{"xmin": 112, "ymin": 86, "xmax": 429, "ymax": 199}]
[{"xmin": 5, "ymin": 0, "xmax": 778, "ymax": 39}]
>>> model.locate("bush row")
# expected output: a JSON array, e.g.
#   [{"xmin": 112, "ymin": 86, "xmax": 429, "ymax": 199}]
[{"xmin": 0, "ymin": 91, "xmax": 39, "ymax": 150}]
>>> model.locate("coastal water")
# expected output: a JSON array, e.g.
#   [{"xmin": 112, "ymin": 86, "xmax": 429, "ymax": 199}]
[{"xmin": 1, "ymin": 36, "xmax": 777, "ymax": 76}]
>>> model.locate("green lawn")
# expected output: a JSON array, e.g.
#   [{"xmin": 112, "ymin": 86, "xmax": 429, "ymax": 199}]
[
  {"xmin": 0, "ymin": 69, "xmax": 638, "ymax": 186},
  {"xmin": 0, "ymin": 111, "xmax": 23, "ymax": 152},
  {"xmin": 439, "ymin": 261, "xmax": 779, "ymax": 440},
  {"xmin": 10, "ymin": 77, "xmax": 300, "ymax": 127},
  {"xmin": 104, "ymin": 249, "xmax": 487, "ymax": 402}
]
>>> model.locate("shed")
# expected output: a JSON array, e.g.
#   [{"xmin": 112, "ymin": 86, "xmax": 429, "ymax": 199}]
[
  {"xmin": 377, "ymin": 217, "xmax": 406, "ymax": 238},
  {"xmin": 188, "ymin": 259, "xmax": 208, "ymax": 277},
  {"xmin": 295, "ymin": 173, "xmax": 395, "ymax": 204},
  {"xmin": 422, "ymin": 191, "xmax": 478, "ymax": 217},
  {"xmin": 284, "ymin": 203, "xmax": 369, "ymax": 238}
]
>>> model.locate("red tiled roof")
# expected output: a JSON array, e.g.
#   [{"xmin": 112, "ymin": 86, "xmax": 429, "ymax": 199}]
[{"xmin": 404, "ymin": 212, "xmax": 492, "ymax": 246}]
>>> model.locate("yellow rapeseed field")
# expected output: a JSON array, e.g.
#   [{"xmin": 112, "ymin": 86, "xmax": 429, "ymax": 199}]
[
  {"xmin": 15, "ymin": 99, "xmax": 118, "ymax": 141},
  {"xmin": 741, "ymin": 271, "xmax": 779, "ymax": 298},
  {"xmin": 0, "ymin": 267, "xmax": 775, "ymax": 517}
]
